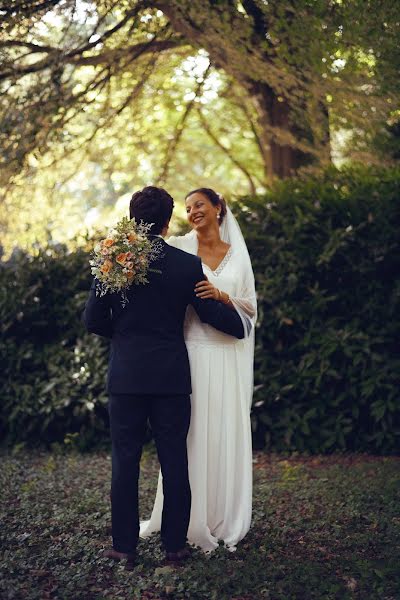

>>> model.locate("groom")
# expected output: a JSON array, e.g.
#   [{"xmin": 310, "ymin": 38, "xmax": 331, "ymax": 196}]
[{"xmin": 83, "ymin": 186, "xmax": 244, "ymax": 568}]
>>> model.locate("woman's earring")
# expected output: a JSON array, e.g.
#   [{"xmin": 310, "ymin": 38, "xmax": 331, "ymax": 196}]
[{"xmin": 217, "ymin": 213, "xmax": 221, "ymax": 220}]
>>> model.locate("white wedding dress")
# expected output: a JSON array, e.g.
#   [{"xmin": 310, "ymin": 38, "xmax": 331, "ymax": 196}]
[{"xmin": 140, "ymin": 208, "xmax": 257, "ymax": 552}]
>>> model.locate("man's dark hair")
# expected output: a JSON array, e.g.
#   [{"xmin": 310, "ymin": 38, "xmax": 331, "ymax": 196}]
[{"xmin": 129, "ymin": 186, "xmax": 174, "ymax": 235}]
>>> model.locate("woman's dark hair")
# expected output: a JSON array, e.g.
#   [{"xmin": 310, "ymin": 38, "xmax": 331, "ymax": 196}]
[
  {"xmin": 129, "ymin": 186, "xmax": 174, "ymax": 235},
  {"xmin": 185, "ymin": 188, "xmax": 227, "ymax": 224}
]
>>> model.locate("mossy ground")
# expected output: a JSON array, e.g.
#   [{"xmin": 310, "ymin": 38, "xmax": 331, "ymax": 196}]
[{"xmin": 1, "ymin": 449, "xmax": 399, "ymax": 599}]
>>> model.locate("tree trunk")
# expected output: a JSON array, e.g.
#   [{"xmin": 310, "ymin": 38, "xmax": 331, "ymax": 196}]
[
  {"xmin": 155, "ymin": 1, "xmax": 331, "ymax": 181},
  {"xmin": 248, "ymin": 81, "xmax": 330, "ymax": 179}
]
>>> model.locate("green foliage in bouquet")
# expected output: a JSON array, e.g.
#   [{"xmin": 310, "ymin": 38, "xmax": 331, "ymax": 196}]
[{"xmin": 233, "ymin": 165, "xmax": 400, "ymax": 453}]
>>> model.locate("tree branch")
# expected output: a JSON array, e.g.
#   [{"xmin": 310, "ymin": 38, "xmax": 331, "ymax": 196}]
[
  {"xmin": 64, "ymin": 6, "xmax": 144, "ymax": 59},
  {"xmin": 197, "ymin": 107, "xmax": 257, "ymax": 195},
  {"xmin": 0, "ymin": 39, "xmax": 186, "ymax": 82},
  {"xmin": 228, "ymin": 88, "xmax": 272, "ymax": 182},
  {"xmin": 38, "ymin": 53, "xmax": 160, "ymax": 172},
  {"xmin": 69, "ymin": 39, "xmax": 187, "ymax": 66},
  {"xmin": 158, "ymin": 62, "xmax": 212, "ymax": 185},
  {"xmin": 0, "ymin": 41, "xmax": 56, "ymax": 53},
  {"xmin": 0, "ymin": 0, "xmax": 62, "ymax": 17},
  {"xmin": 241, "ymin": 0, "xmax": 268, "ymax": 39}
]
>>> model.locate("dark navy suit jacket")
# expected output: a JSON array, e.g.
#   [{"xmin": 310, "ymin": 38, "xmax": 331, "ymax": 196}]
[{"xmin": 83, "ymin": 238, "xmax": 244, "ymax": 395}]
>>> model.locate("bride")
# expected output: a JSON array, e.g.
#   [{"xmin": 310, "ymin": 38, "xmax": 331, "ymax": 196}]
[{"xmin": 141, "ymin": 187, "xmax": 257, "ymax": 552}]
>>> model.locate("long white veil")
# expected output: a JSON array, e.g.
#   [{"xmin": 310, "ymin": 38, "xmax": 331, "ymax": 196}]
[
  {"xmin": 220, "ymin": 207, "xmax": 257, "ymax": 411},
  {"xmin": 219, "ymin": 207, "xmax": 257, "ymax": 337}
]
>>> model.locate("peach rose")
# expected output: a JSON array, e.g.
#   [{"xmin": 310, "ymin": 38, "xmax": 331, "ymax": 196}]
[
  {"xmin": 103, "ymin": 238, "xmax": 115, "ymax": 247},
  {"xmin": 116, "ymin": 252, "xmax": 128, "ymax": 265},
  {"xmin": 128, "ymin": 233, "xmax": 137, "ymax": 243},
  {"xmin": 100, "ymin": 259, "xmax": 113, "ymax": 274},
  {"xmin": 126, "ymin": 270, "xmax": 135, "ymax": 279},
  {"xmin": 125, "ymin": 261, "xmax": 133, "ymax": 269}
]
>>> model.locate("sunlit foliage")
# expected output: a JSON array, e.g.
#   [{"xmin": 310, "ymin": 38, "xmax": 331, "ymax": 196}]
[{"xmin": 0, "ymin": 1, "xmax": 398, "ymax": 255}]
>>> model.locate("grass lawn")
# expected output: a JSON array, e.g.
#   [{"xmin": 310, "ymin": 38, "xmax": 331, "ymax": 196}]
[{"xmin": 0, "ymin": 449, "xmax": 399, "ymax": 599}]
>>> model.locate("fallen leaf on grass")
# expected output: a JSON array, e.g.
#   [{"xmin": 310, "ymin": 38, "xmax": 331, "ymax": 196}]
[
  {"xmin": 29, "ymin": 569, "xmax": 49, "ymax": 578},
  {"xmin": 344, "ymin": 577, "xmax": 357, "ymax": 591},
  {"xmin": 154, "ymin": 566, "xmax": 174, "ymax": 576},
  {"xmin": 165, "ymin": 585, "xmax": 175, "ymax": 594}
]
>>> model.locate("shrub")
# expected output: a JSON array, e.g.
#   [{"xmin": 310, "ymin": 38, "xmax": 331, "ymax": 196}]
[
  {"xmin": 233, "ymin": 165, "xmax": 400, "ymax": 453},
  {"xmin": 1, "ymin": 165, "xmax": 399, "ymax": 452},
  {"xmin": 0, "ymin": 244, "xmax": 110, "ymax": 449}
]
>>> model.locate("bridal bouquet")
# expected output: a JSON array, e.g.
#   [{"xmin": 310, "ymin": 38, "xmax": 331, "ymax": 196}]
[{"xmin": 90, "ymin": 217, "xmax": 162, "ymax": 306}]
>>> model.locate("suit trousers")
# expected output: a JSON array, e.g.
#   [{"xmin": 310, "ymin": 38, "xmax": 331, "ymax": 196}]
[{"xmin": 108, "ymin": 393, "xmax": 191, "ymax": 553}]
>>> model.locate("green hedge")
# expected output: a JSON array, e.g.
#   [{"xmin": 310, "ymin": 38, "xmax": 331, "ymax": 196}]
[
  {"xmin": 0, "ymin": 244, "xmax": 110, "ymax": 450},
  {"xmin": 1, "ymin": 165, "xmax": 399, "ymax": 452},
  {"xmin": 234, "ymin": 165, "xmax": 400, "ymax": 453}
]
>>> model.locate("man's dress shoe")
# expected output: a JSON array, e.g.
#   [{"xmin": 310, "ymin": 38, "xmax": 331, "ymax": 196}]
[
  {"xmin": 165, "ymin": 547, "xmax": 191, "ymax": 565},
  {"xmin": 104, "ymin": 547, "xmax": 136, "ymax": 570}
]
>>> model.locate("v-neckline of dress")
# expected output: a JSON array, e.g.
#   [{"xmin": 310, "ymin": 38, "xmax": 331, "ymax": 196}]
[{"xmin": 200, "ymin": 246, "xmax": 233, "ymax": 277}]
